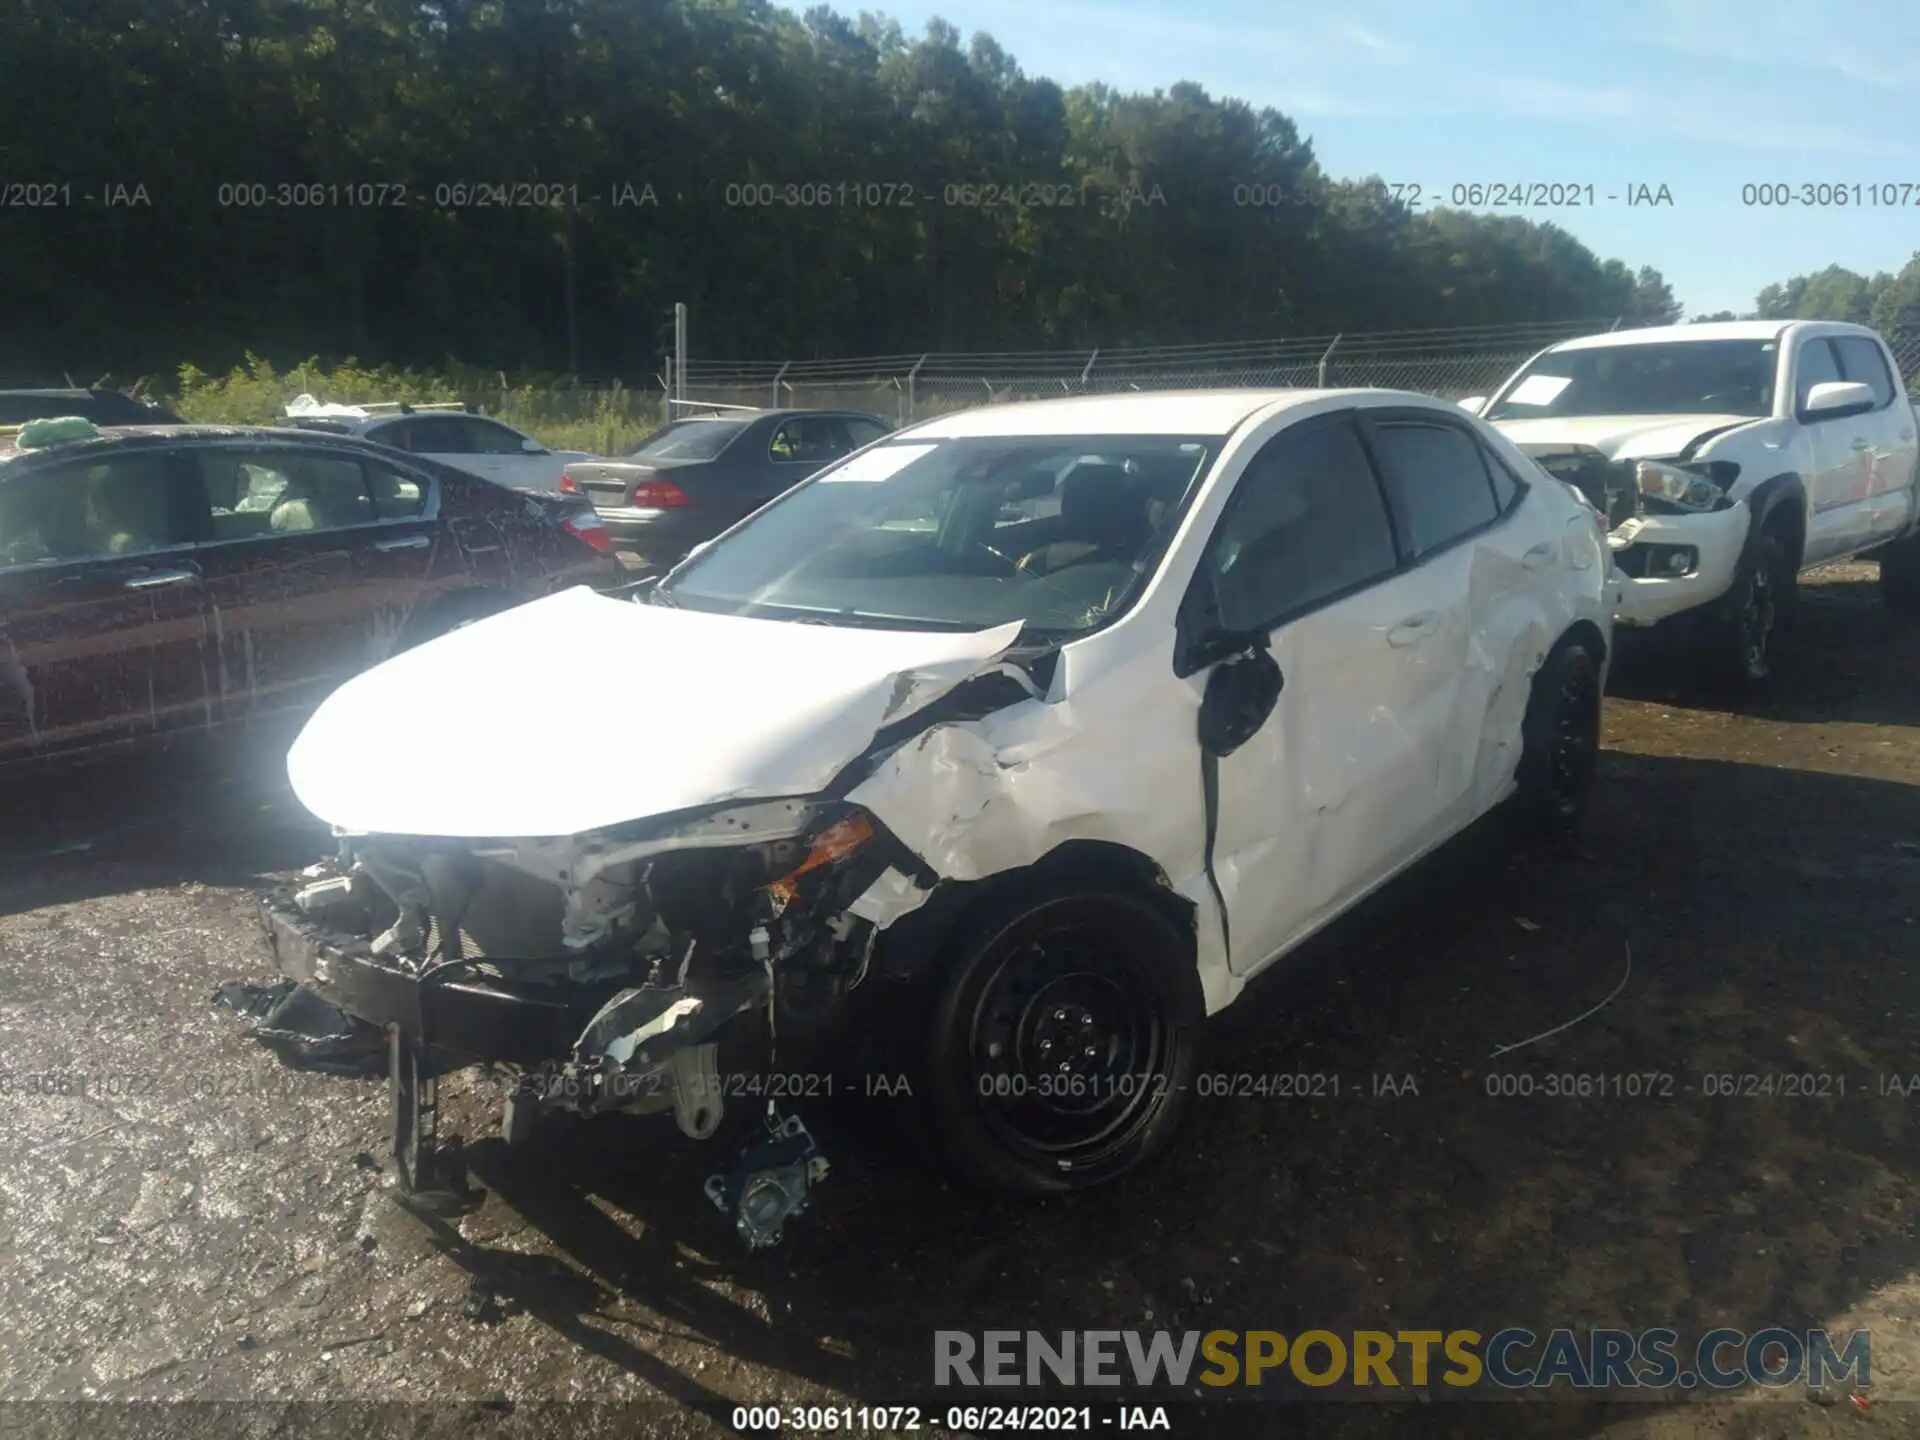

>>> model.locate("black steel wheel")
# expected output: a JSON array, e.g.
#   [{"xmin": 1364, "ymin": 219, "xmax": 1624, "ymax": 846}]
[
  {"xmin": 1515, "ymin": 636, "xmax": 1603, "ymax": 833},
  {"xmin": 923, "ymin": 883, "xmax": 1197, "ymax": 1195},
  {"xmin": 1708, "ymin": 531, "xmax": 1792, "ymax": 685}
]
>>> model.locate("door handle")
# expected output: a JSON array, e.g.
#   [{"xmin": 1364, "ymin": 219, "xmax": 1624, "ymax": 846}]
[
  {"xmin": 1522, "ymin": 541, "xmax": 1557, "ymax": 569},
  {"xmin": 1852, "ymin": 438, "xmax": 1875, "ymax": 452},
  {"xmin": 373, "ymin": 534, "xmax": 431, "ymax": 551},
  {"xmin": 1387, "ymin": 612, "xmax": 1439, "ymax": 647},
  {"xmin": 122, "ymin": 568, "xmax": 197, "ymax": 589}
]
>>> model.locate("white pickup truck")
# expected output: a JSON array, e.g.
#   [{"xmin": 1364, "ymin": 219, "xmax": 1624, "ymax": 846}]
[{"xmin": 1462, "ymin": 320, "xmax": 1920, "ymax": 683}]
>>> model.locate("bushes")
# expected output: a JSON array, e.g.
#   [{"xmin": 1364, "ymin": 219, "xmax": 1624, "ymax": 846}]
[{"xmin": 154, "ymin": 355, "xmax": 666, "ymax": 455}]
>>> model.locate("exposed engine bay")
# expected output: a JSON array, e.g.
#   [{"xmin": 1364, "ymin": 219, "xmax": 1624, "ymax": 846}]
[{"xmin": 251, "ymin": 793, "xmax": 914, "ymax": 1249}]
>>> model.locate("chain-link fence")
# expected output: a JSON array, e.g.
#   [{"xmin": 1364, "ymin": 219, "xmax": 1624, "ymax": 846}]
[{"xmin": 676, "ymin": 319, "xmax": 1920, "ymax": 427}]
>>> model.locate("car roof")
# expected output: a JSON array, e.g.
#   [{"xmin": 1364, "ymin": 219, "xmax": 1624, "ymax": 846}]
[
  {"xmin": 667, "ymin": 407, "xmax": 887, "ymax": 422},
  {"xmin": 1547, "ymin": 320, "xmax": 1800, "ymax": 351},
  {"xmin": 0, "ymin": 423, "xmax": 413, "ymax": 469},
  {"xmin": 899, "ymin": 387, "xmax": 1456, "ymax": 440}
]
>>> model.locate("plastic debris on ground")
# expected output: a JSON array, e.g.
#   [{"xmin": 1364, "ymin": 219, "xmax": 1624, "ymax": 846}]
[{"xmin": 211, "ymin": 978, "xmax": 386, "ymax": 1073}]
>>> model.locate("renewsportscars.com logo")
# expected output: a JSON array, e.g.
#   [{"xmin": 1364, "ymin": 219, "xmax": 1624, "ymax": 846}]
[{"xmin": 933, "ymin": 1328, "xmax": 1871, "ymax": 1394}]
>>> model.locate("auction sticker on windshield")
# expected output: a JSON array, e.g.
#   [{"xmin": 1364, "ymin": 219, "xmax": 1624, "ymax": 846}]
[
  {"xmin": 1504, "ymin": 373, "xmax": 1573, "ymax": 406},
  {"xmin": 819, "ymin": 443, "xmax": 938, "ymax": 481}
]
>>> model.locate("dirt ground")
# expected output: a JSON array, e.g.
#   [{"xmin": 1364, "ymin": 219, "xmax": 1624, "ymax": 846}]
[{"xmin": 5, "ymin": 562, "xmax": 1920, "ymax": 1439}]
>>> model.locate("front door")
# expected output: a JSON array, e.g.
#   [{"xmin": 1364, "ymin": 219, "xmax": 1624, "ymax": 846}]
[
  {"xmin": 1796, "ymin": 337, "xmax": 1874, "ymax": 562},
  {"xmin": 1191, "ymin": 413, "xmax": 1473, "ymax": 976}
]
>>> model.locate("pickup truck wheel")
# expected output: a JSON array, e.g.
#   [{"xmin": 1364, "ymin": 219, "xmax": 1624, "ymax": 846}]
[
  {"xmin": 922, "ymin": 883, "xmax": 1198, "ymax": 1197},
  {"xmin": 1706, "ymin": 531, "xmax": 1791, "ymax": 685},
  {"xmin": 1880, "ymin": 534, "xmax": 1920, "ymax": 617},
  {"xmin": 1513, "ymin": 636, "xmax": 1602, "ymax": 834}
]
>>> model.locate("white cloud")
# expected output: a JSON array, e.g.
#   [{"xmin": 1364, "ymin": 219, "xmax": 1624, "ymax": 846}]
[
  {"xmin": 1646, "ymin": 0, "xmax": 1915, "ymax": 88},
  {"xmin": 1338, "ymin": 23, "xmax": 1414, "ymax": 64}
]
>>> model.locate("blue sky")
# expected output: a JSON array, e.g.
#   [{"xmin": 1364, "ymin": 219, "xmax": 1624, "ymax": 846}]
[{"xmin": 853, "ymin": 0, "xmax": 1920, "ymax": 317}]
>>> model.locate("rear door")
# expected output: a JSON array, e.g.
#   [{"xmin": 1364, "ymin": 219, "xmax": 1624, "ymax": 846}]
[
  {"xmin": 1353, "ymin": 409, "xmax": 1517, "ymax": 845},
  {"xmin": 183, "ymin": 442, "xmax": 455, "ymax": 722},
  {"xmin": 1831, "ymin": 334, "xmax": 1919, "ymax": 546},
  {"xmin": 0, "ymin": 446, "xmax": 211, "ymax": 766}
]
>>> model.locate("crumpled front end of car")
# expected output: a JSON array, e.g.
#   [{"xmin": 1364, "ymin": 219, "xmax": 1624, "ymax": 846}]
[{"xmin": 254, "ymin": 791, "xmax": 920, "ymax": 1244}]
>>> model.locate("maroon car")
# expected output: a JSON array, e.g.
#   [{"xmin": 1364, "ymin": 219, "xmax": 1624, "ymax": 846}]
[{"xmin": 0, "ymin": 424, "xmax": 619, "ymax": 775}]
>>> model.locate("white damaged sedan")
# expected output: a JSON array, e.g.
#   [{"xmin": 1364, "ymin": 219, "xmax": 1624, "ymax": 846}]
[{"xmin": 256, "ymin": 388, "xmax": 1614, "ymax": 1242}]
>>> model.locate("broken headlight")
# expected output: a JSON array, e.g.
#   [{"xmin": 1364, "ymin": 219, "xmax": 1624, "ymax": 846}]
[{"xmin": 1635, "ymin": 459, "xmax": 1727, "ymax": 513}]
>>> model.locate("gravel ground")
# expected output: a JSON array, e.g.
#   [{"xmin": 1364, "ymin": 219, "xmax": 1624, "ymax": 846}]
[{"xmin": 4, "ymin": 563, "xmax": 1920, "ymax": 1439}]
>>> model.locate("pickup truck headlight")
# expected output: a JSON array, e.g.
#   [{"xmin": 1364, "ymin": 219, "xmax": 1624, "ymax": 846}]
[{"xmin": 1634, "ymin": 460, "xmax": 1723, "ymax": 512}]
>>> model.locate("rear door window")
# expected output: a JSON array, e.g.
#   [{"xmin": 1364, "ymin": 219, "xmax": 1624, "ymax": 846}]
[
  {"xmin": 405, "ymin": 417, "xmax": 475, "ymax": 454},
  {"xmin": 1363, "ymin": 419, "xmax": 1501, "ymax": 558}
]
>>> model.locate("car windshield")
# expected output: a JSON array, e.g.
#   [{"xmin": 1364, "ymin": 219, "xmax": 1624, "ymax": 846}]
[
  {"xmin": 1485, "ymin": 339, "xmax": 1779, "ymax": 421},
  {"xmin": 628, "ymin": 419, "xmax": 749, "ymax": 461},
  {"xmin": 655, "ymin": 434, "xmax": 1218, "ymax": 638}
]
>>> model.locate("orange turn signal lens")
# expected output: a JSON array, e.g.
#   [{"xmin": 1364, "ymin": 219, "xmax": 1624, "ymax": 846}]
[{"xmin": 767, "ymin": 812, "xmax": 878, "ymax": 906}]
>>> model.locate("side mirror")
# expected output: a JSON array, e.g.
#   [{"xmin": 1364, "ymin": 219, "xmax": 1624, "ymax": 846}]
[
  {"xmin": 1457, "ymin": 395, "xmax": 1488, "ymax": 414},
  {"xmin": 521, "ymin": 436, "xmax": 548, "ymax": 454},
  {"xmin": 1196, "ymin": 634, "xmax": 1284, "ymax": 758},
  {"xmin": 1802, "ymin": 380, "xmax": 1875, "ymax": 420}
]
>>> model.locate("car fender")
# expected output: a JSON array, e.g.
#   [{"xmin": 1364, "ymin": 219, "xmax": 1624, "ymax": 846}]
[
  {"xmin": 1729, "ymin": 471, "xmax": 1809, "ymax": 574},
  {"xmin": 843, "ymin": 630, "xmax": 1233, "ymax": 1012}
]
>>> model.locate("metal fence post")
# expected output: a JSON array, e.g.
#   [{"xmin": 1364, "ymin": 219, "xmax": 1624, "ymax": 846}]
[
  {"xmin": 772, "ymin": 360, "xmax": 790, "ymax": 409},
  {"xmin": 906, "ymin": 354, "xmax": 927, "ymax": 424},
  {"xmin": 1080, "ymin": 349, "xmax": 1099, "ymax": 390},
  {"xmin": 673, "ymin": 302, "xmax": 687, "ymax": 406},
  {"xmin": 1317, "ymin": 334, "xmax": 1342, "ymax": 387},
  {"xmin": 1609, "ymin": 317, "xmax": 1621, "ymax": 331}
]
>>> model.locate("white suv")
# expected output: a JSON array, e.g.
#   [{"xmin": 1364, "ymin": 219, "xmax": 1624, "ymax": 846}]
[
  {"xmin": 1466, "ymin": 321, "xmax": 1920, "ymax": 683},
  {"xmin": 282, "ymin": 395, "xmax": 593, "ymax": 492}
]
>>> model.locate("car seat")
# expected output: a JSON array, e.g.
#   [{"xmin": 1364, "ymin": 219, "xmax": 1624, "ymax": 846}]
[{"xmin": 1018, "ymin": 463, "xmax": 1151, "ymax": 574}]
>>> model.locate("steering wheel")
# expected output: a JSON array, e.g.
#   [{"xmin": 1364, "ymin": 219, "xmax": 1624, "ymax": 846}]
[{"xmin": 969, "ymin": 539, "xmax": 1020, "ymax": 575}]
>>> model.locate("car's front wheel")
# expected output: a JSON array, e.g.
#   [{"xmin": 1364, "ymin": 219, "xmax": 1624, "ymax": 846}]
[
  {"xmin": 1513, "ymin": 634, "xmax": 1603, "ymax": 834},
  {"xmin": 1704, "ymin": 530, "xmax": 1793, "ymax": 685},
  {"xmin": 922, "ymin": 882, "xmax": 1199, "ymax": 1196}
]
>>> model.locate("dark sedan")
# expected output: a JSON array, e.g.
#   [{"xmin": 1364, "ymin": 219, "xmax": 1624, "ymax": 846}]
[
  {"xmin": 0, "ymin": 424, "xmax": 619, "ymax": 775},
  {"xmin": 559, "ymin": 407, "xmax": 893, "ymax": 567}
]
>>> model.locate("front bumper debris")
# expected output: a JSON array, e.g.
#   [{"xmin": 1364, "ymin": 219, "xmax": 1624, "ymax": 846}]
[{"xmin": 232, "ymin": 804, "xmax": 900, "ymax": 1240}]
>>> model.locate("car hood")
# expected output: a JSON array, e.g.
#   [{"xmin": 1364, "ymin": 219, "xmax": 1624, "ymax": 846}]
[
  {"xmin": 285, "ymin": 586, "xmax": 1023, "ymax": 838},
  {"xmin": 1493, "ymin": 413, "xmax": 1758, "ymax": 460}
]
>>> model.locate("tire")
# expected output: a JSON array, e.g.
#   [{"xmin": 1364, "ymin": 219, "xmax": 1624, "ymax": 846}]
[
  {"xmin": 1512, "ymin": 635, "xmax": 1603, "ymax": 834},
  {"xmin": 1880, "ymin": 534, "xmax": 1920, "ymax": 617},
  {"xmin": 920, "ymin": 882, "xmax": 1199, "ymax": 1196},
  {"xmin": 1704, "ymin": 530, "xmax": 1792, "ymax": 686}
]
